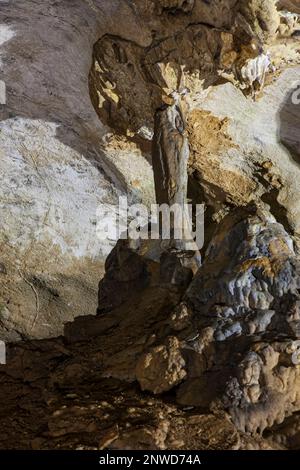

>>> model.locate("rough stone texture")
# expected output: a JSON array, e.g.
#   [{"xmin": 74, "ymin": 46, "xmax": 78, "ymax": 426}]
[
  {"xmin": 237, "ymin": 0, "xmax": 280, "ymax": 40},
  {"xmin": 90, "ymin": 24, "xmax": 237, "ymax": 135},
  {"xmin": 1, "ymin": 0, "xmax": 300, "ymax": 451},
  {"xmin": 1, "ymin": 0, "xmax": 300, "ymax": 341},
  {"xmin": 188, "ymin": 67, "xmax": 300, "ymax": 237},
  {"xmin": 0, "ymin": 339, "xmax": 243, "ymax": 450},
  {"xmin": 0, "ymin": 0, "xmax": 157, "ymax": 339},
  {"xmin": 278, "ymin": 10, "xmax": 300, "ymax": 37},
  {"xmin": 136, "ymin": 336, "xmax": 187, "ymax": 394},
  {"xmin": 178, "ymin": 205, "xmax": 300, "ymax": 434},
  {"xmin": 70, "ymin": 203, "xmax": 300, "ymax": 444},
  {"xmin": 278, "ymin": 1, "xmax": 300, "ymax": 15},
  {"xmin": 152, "ymin": 101, "xmax": 189, "ymax": 206},
  {"xmin": 156, "ymin": 0, "xmax": 195, "ymax": 14},
  {"xmin": 97, "ymin": 236, "xmax": 199, "ymax": 314},
  {"xmin": 89, "ymin": 0, "xmax": 300, "ymax": 246},
  {"xmin": 1, "ymin": 204, "xmax": 300, "ymax": 449}
]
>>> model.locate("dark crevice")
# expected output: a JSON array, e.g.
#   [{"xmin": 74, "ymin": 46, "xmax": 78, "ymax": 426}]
[{"xmin": 261, "ymin": 188, "xmax": 294, "ymax": 236}]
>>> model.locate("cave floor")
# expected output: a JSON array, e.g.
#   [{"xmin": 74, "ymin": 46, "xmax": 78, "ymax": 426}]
[{"xmin": 0, "ymin": 334, "xmax": 278, "ymax": 451}]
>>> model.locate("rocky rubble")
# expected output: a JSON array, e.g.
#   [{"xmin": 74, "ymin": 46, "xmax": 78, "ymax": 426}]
[
  {"xmin": 92, "ymin": 204, "xmax": 300, "ymax": 440},
  {"xmin": 179, "ymin": 206, "xmax": 300, "ymax": 433},
  {"xmin": 0, "ymin": 349, "xmax": 242, "ymax": 451},
  {"xmin": 1, "ymin": 203, "xmax": 300, "ymax": 449}
]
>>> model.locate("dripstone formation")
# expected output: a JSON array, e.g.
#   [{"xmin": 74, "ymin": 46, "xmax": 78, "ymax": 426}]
[
  {"xmin": 1, "ymin": 0, "xmax": 300, "ymax": 451},
  {"xmin": 71, "ymin": 94, "xmax": 300, "ymax": 446},
  {"xmin": 96, "ymin": 204, "xmax": 300, "ymax": 443},
  {"xmin": 152, "ymin": 95, "xmax": 189, "ymax": 207}
]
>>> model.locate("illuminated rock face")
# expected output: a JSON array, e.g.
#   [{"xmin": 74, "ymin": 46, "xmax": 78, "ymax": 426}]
[
  {"xmin": 1, "ymin": 0, "xmax": 300, "ymax": 342},
  {"xmin": 152, "ymin": 102, "xmax": 189, "ymax": 207},
  {"xmin": 179, "ymin": 207, "xmax": 300, "ymax": 433},
  {"xmin": 89, "ymin": 0, "xmax": 300, "ymax": 241},
  {"xmin": 1, "ymin": 204, "xmax": 300, "ymax": 449},
  {"xmin": 95, "ymin": 205, "xmax": 300, "ymax": 436},
  {"xmin": 0, "ymin": 0, "xmax": 157, "ymax": 340},
  {"xmin": 2, "ymin": 0, "xmax": 300, "ymax": 451}
]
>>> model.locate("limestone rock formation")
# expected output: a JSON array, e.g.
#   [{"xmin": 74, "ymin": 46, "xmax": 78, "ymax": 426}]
[
  {"xmin": 89, "ymin": 0, "xmax": 300, "ymax": 248},
  {"xmin": 1, "ymin": 0, "xmax": 300, "ymax": 452},
  {"xmin": 1, "ymin": 0, "xmax": 300, "ymax": 341},
  {"xmin": 152, "ymin": 100, "xmax": 189, "ymax": 206},
  {"xmin": 136, "ymin": 336, "xmax": 187, "ymax": 394},
  {"xmin": 278, "ymin": 1, "xmax": 300, "ymax": 15},
  {"xmin": 0, "ymin": 335, "xmax": 243, "ymax": 450},
  {"xmin": 0, "ymin": 0, "xmax": 158, "ymax": 340},
  {"xmin": 2, "ymin": 203, "xmax": 300, "ymax": 449},
  {"xmin": 91, "ymin": 204, "xmax": 300, "ymax": 443},
  {"xmin": 237, "ymin": 0, "xmax": 280, "ymax": 40},
  {"xmin": 156, "ymin": 0, "xmax": 195, "ymax": 14},
  {"xmin": 97, "ymin": 233, "xmax": 201, "ymax": 315},
  {"xmin": 178, "ymin": 205, "xmax": 300, "ymax": 434}
]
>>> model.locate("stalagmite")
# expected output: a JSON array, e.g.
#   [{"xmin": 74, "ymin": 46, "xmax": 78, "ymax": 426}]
[
  {"xmin": 152, "ymin": 88, "xmax": 201, "ymax": 258},
  {"xmin": 152, "ymin": 90, "xmax": 189, "ymax": 207}
]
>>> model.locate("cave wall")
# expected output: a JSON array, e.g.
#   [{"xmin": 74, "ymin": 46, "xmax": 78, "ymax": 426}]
[
  {"xmin": 0, "ymin": 0, "xmax": 300, "ymax": 339},
  {"xmin": 0, "ymin": 0, "xmax": 156, "ymax": 340}
]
